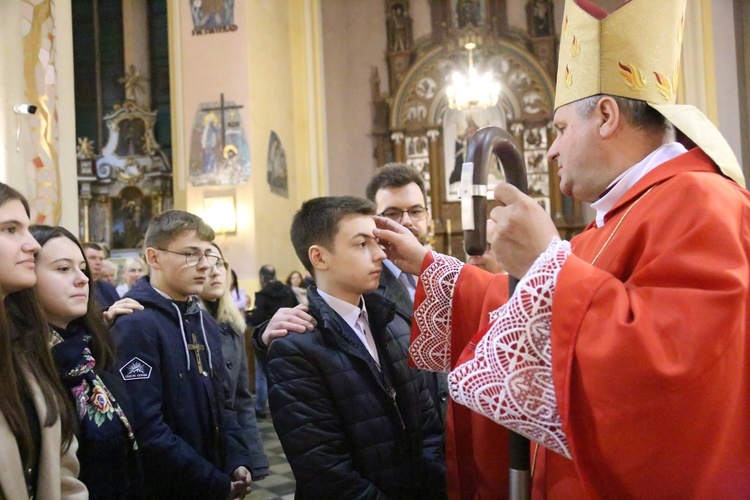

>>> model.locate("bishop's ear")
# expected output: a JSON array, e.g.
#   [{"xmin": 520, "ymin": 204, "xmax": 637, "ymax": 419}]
[{"xmin": 597, "ymin": 96, "xmax": 620, "ymax": 139}]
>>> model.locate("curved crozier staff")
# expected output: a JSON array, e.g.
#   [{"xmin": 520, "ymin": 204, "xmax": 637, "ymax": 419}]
[{"xmin": 460, "ymin": 125, "xmax": 531, "ymax": 500}]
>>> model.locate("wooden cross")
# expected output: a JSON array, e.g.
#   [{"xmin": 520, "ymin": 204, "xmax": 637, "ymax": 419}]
[
  {"xmin": 187, "ymin": 334, "xmax": 206, "ymax": 375},
  {"xmin": 201, "ymin": 93, "xmax": 244, "ymax": 151}
]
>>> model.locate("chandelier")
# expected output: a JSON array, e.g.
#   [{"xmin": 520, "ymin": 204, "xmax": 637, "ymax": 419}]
[{"xmin": 446, "ymin": 42, "xmax": 501, "ymax": 111}]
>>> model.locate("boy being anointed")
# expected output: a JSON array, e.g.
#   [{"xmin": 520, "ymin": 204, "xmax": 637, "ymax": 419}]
[{"xmin": 266, "ymin": 196, "xmax": 446, "ymax": 498}]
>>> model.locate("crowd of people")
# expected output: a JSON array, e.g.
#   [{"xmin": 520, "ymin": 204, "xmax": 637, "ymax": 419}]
[{"xmin": 1, "ymin": 0, "xmax": 749, "ymax": 498}]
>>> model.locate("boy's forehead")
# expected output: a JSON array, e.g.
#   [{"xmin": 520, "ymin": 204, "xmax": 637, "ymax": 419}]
[
  {"xmin": 170, "ymin": 230, "xmax": 214, "ymax": 250},
  {"xmin": 335, "ymin": 214, "xmax": 376, "ymax": 238}
]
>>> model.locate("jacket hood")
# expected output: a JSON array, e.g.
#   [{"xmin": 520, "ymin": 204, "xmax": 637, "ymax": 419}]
[{"xmin": 124, "ymin": 276, "xmax": 201, "ymax": 318}]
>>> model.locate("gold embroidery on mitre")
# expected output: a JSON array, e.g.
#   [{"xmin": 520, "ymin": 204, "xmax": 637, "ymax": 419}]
[
  {"xmin": 565, "ymin": 65, "xmax": 572, "ymax": 87},
  {"xmin": 619, "ymin": 62, "xmax": 646, "ymax": 91},
  {"xmin": 678, "ymin": 13, "xmax": 684, "ymax": 45},
  {"xmin": 653, "ymin": 72, "xmax": 673, "ymax": 100},
  {"xmin": 571, "ymin": 36, "xmax": 580, "ymax": 57},
  {"xmin": 554, "ymin": 0, "xmax": 688, "ymax": 110}
]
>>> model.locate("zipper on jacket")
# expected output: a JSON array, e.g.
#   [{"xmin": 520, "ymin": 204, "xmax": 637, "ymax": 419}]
[{"xmin": 388, "ymin": 386, "xmax": 406, "ymax": 430}]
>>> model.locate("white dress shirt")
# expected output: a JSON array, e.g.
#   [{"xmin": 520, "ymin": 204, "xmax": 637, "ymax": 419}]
[{"xmin": 317, "ymin": 289, "xmax": 380, "ymax": 367}]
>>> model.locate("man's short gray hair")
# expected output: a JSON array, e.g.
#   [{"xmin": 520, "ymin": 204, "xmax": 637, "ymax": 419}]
[{"xmin": 575, "ymin": 95, "xmax": 674, "ymax": 137}]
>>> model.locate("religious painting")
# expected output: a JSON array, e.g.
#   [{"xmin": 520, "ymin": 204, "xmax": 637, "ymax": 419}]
[
  {"xmin": 526, "ymin": 0, "xmax": 555, "ymax": 37},
  {"xmin": 267, "ymin": 131, "xmax": 288, "ymax": 198},
  {"xmin": 443, "ymin": 106, "xmax": 506, "ymax": 202},
  {"xmin": 189, "ymin": 0, "xmax": 238, "ymax": 35},
  {"xmin": 111, "ymin": 186, "xmax": 152, "ymax": 250},
  {"xmin": 188, "ymin": 96, "xmax": 250, "ymax": 187},
  {"xmin": 451, "ymin": 0, "xmax": 486, "ymax": 28}
]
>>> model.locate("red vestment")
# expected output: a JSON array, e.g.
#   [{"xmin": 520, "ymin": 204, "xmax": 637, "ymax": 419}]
[{"xmin": 410, "ymin": 148, "xmax": 750, "ymax": 498}]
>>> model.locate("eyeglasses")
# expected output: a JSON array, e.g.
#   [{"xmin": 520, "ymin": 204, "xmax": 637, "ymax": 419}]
[
  {"xmin": 378, "ymin": 206, "xmax": 428, "ymax": 223},
  {"xmin": 156, "ymin": 248, "xmax": 225, "ymax": 268}
]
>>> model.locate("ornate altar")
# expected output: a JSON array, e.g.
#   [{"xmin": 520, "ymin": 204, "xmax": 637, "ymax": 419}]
[
  {"xmin": 373, "ymin": 0, "xmax": 586, "ymax": 256},
  {"xmin": 77, "ymin": 98, "xmax": 172, "ymax": 250}
]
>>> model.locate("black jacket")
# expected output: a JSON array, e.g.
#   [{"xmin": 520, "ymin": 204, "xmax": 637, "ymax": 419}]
[
  {"xmin": 266, "ymin": 286, "xmax": 446, "ymax": 499},
  {"xmin": 249, "ymin": 281, "xmax": 298, "ymax": 327},
  {"xmin": 217, "ymin": 322, "xmax": 269, "ymax": 478},
  {"xmin": 378, "ymin": 264, "xmax": 449, "ymax": 424},
  {"xmin": 112, "ymin": 277, "xmax": 251, "ymax": 499}
]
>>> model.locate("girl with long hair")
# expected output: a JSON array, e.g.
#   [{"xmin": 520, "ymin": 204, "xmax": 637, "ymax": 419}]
[
  {"xmin": 0, "ymin": 183, "xmax": 87, "ymax": 499},
  {"xmin": 285, "ymin": 270, "xmax": 308, "ymax": 306},
  {"xmin": 199, "ymin": 242, "xmax": 269, "ymax": 482},
  {"xmin": 31, "ymin": 224, "xmax": 144, "ymax": 498}
]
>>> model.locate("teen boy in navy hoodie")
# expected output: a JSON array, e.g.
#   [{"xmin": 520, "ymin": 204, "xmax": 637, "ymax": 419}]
[
  {"xmin": 266, "ymin": 197, "xmax": 446, "ymax": 498},
  {"xmin": 112, "ymin": 210, "xmax": 252, "ymax": 499}
]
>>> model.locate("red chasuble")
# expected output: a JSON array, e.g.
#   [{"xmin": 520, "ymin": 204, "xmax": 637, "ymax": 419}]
[{"xmin": 410, "ymin": 148, "xmax": 750, "ymax": 498}]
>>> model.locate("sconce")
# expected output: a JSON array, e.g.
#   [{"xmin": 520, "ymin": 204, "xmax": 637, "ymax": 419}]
[{"xmin": 202, "ymin": 194, "xmax": 237, "ymax": 234}]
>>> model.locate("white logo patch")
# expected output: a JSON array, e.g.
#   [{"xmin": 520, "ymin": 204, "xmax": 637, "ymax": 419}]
[{"xmin": 120, "ymin": 357, "xmax": 153, "ymax": 381}]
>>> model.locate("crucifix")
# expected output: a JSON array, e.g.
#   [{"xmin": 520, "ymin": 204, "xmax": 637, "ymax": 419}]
[
  {"xmin": 187, "ymin": 334, "xmax": 207, "ymax": 375},
  {"xmin": 201, "ymin": 93, "xmax": 244, "ymax": 151}
]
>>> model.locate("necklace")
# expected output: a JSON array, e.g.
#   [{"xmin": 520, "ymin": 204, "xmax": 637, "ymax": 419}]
[{"xmin": 590, "ymin": 185, "xmax": 657, "ymax": 266}]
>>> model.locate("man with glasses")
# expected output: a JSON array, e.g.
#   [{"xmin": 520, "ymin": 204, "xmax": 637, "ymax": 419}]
[
  {"xmin": 364, "ymin": 163, "xmax": 449, "ymax": 425},
  {"xmin": 112, "ymin": 210, "xmax": 253, "ymax": 499}
]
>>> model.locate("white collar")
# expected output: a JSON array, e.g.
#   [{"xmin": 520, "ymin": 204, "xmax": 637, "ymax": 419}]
[
  {"xmin": 317, "ymin": 288, "xmax": 366, "ymax": 332},
  {"xmin": 590, "ymin": 142, "xmax": 687, "ymax": 228}
]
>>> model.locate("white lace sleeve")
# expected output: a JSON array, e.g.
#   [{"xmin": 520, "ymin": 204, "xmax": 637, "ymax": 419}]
[
  {"xmin": 409, "ymin": 251, "xmax": 464, "ymax": 372},
  {"xmin": 448, "ymin": 237, "xmax": 573, "ymax": 458}
]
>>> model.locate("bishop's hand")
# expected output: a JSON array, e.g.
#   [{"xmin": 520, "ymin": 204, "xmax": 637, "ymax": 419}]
[
  {"xmin": 373, "ymin": 215, "xmax": 429, "ymax": 276},
  {"xmin": 489, "ymin": 182, "xmax": 559, "ymax": 278}
]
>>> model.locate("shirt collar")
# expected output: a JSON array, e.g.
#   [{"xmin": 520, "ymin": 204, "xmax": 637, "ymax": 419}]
[
  {"xmin": 383, "ymin": 259, "xmax": 404, "ymax": 280},
  {"xmin": 590, "ymin": 142, "xmax": 687, "ymax": 228},
  {"xmin": 317, "ymin": 288, "xmax": 366, "ymax": 332}
]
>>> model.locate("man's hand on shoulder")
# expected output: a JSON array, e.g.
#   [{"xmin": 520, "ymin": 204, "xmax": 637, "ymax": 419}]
[
  {"xmin": 261, "ymin": 304, "xmax": 316, "ymax": 347},
  {"xmin": 104, "ymin": 298, "xmax": 144, "ymax": 326}
]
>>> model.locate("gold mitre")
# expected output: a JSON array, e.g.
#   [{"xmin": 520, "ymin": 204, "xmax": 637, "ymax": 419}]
[{"xmin": 554, "ymin": 0, "xmax": 745, "ymax": 186}]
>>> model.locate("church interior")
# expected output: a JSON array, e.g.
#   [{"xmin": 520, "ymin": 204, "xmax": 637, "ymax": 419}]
[{"xmin": 1, "ymin": 0, "xmax": 748, "ymax": 293}]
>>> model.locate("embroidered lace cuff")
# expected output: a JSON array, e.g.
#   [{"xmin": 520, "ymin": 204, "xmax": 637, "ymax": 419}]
[
  {"xmin": 448, "ymin": 237, "xmax": 573, "ymax": 458},
  {"xmin": 409, "ymin": 251, "xmax": 463, "ymax": 372}
]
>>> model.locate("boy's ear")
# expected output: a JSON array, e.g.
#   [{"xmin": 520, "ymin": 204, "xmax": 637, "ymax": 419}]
[
  {"xmin": 145, "ymin": 247, "xmax": 160, "ymax": 270},
  {"xmin": 309, "ymin": 245, "xmax": 329, "ymax": 271}
]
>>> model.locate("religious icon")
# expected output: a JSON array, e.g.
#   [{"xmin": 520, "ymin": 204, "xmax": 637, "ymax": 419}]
[
  {"xmin": 190, "ymin": 0, "xmax": 238, "ymax": 35},
  {"xmin": 267, "ymin": 131, "xmax": 288, "ymax": 198},
  {"xmin": 189, "ymin": 94, "xmax": 251, "ymax": 186}
]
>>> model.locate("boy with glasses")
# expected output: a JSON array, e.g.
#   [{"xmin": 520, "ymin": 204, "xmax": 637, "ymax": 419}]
[{"xmin": 112, "ymin": 210, "xmax": 253, "ymax": 499}]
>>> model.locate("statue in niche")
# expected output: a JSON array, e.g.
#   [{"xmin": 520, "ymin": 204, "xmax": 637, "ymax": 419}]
[
  {"xmin": 387, "ymin": 3, "xmax": 412, "ymax": 52},
  {"xmin": 112, "ymin": 187, "xmax": 151, "ymax": 249},
  {"xmin": 527, "ymin": 0, "xmax": 554, "ymax": 37},
  {"xmin": 115, "ymin": 118, "xmax": 147, "ymax": 157},
  {"xmin": 457, "ymin": 0, "xmax": 482, "ymax": 28}
]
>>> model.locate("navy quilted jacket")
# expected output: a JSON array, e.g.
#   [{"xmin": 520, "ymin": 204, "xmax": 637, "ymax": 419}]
[{"xmin": 267, "ymin": 286, "xmax": 446, "ymax": 499}]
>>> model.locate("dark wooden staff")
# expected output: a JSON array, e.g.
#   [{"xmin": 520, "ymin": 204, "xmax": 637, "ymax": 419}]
[{"xmin": 460, "ymin": 125, "xmax": 530, "ymax": 500}]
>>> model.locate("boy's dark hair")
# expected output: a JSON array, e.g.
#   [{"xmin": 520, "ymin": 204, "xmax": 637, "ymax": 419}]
[
  {"xmin": 144, "ymin": 210, "xmax": 215, "ymax": 250},
  {"xmin": 365, "ymin": 163, "xmax": 427, "ymax": 206},
  {"xmin": 291, "ymin": 196, "xmax": 376, "ymax": 276}
]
